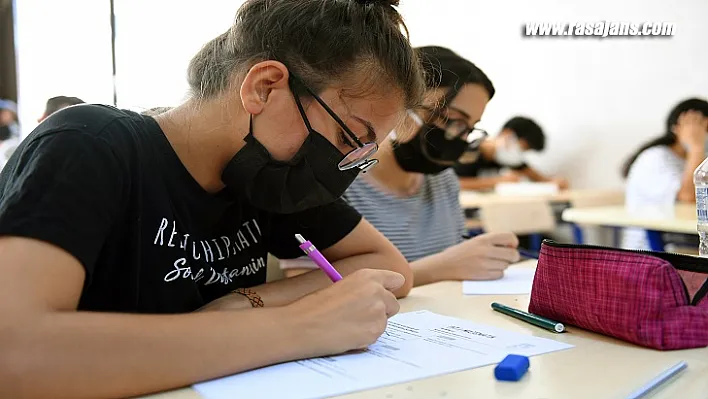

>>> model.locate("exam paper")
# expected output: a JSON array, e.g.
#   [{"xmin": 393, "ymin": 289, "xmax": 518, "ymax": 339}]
[
  {"xmin": 194, "ymin": 310, "xmax": 573, "ymax": 399},
  {"xmin": 462, "ymin": 268, "xmax": 537, "ymax": 295}
]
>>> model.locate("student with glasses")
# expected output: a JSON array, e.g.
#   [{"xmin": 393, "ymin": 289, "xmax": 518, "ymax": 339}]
[
  {"xmin": 0, "ymin": 1, "xmax": 424, "ymax": 397},
  {"xmin": 282, "ymin": 46, "xmax": 522, "ymax": 286}
]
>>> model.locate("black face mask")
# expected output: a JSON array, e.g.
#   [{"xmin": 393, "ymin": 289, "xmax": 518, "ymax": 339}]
[
  {"xmin": 0, "ymin": 125, "xmax": 11, "ymax": 141},
  {"xmin": 221, "ymin": 117, "xmax": 360, "ymax": 214},
  {"xmin": 392, "ymin": 123, "xmax": 468, "ymax": 174}
]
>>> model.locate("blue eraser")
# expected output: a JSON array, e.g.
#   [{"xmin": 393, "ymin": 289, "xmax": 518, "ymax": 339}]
[{"xmin": 494, "ymin": 354, "xmax": 530, "ymax": 381}]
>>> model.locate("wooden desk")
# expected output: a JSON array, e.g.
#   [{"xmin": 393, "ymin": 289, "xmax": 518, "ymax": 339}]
[
  {"xmin": 459, "ymin": 189, "xmax": 623, "ymax": 210},
  {"xmin": 562, "ymin": 204, "xmax": 697, "ymax": 235},
  {"xmin": 143, "ymin": 261, "xmax": 707, "ymax": 399}
]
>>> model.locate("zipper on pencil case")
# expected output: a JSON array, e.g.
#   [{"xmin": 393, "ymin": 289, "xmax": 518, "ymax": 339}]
[{"xmin": 540, "ymin": 239, "xmax": 708, "ymax": 305}]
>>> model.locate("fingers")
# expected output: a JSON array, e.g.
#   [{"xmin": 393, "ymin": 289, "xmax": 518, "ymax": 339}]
[
  {"xmin": 360, "ymin": 269, "xmax": 405, "ymax": 292},
  {"xmin": 680, "ymin": 110, "xmax": 707, "ymax": 126},
  {"xmin": 477, "ymin": 269, "xmax": 505, "ymax": 281},
  {"xmin": 484, "ymin": 245, "xmax": 521, "ymax": 263},
  {"xmin": 471, "ymin": 232, "xmax": 519, "ymax": 248},
  {"xmin": 381, "ymin": 290, "xmax": 400, "ymax": 317}
]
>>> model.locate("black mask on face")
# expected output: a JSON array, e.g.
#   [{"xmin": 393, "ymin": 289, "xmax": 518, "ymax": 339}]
[
  {"xmin": 221, "ymin": 117, "xmax": 360, "ymax": 214},
  {"xmin": 392, "ymin": 122, "xmax": 468, "ymax": 175},
  {"xmin": 0, "ymin": 125, "xmax": 11, "ymax": 141}
]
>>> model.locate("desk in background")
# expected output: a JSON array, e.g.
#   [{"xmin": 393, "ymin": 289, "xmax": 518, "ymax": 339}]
[
  {"xmin": 460, "ymin": 189, "xmax": 625, "ymax": 247},
  {"xmin": 562, "ymin": 204, "xmax": 697, "ymax": 250},
  {"xmin": 143, "ymin": 261, "xmax": 708, "ymax": 399},
  {"xmin": 459, "ymin": 189, "xmax": 624, "ymax": 210}
]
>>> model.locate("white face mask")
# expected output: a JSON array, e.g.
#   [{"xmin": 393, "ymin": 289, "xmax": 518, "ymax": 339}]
[{"xmin": 494, "ymin": 135, "xmax": 525, "ymax": 166}]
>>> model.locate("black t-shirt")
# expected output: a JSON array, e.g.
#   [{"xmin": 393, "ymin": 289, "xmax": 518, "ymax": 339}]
[
  {"xmin": 453, "ymin": 156, "xmax": 528, "ymax": 177},
  {"xmin": 0, "ymin": 105, "xmax": 362, "ymax": 314}
]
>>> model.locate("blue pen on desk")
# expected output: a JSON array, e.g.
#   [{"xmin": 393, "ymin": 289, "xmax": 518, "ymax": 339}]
[
  {"xmin": 461, "ymin": 235, "xmax": 539, "ymax": 260},
  {"xmin": 625, "ymin": 361, "xmax": 687, "ymax": 399}
]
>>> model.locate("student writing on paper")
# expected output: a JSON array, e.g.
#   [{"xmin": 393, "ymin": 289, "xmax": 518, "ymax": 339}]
[
  {"xmin": 281, "ymin": 46, "xmax": 521, "ymax": 286},
  {"xmin": 621, "ymin": 98, "xmax": 708, "ymax": 250},
  {"xmin": 0, "ymin": 1, "xmax": 422, "ymax": 397},
  {"xmin": 453, "ymin": 116, "xmax": 569, "ymax": 191}
]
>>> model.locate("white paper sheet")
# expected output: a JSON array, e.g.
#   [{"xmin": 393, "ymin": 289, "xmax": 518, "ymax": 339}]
[
  {"xmin": 193, "ymin": 310, "xmax": 573, "ymax": 399},
  {"xmin": 463, "ymin": 268, "xmax": 537, "ymax": 295}
]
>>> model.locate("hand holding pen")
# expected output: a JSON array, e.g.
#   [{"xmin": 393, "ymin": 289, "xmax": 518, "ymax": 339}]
[{"xmin": 290, "ymin": 234, "xmax": 403, "ymax": 352}]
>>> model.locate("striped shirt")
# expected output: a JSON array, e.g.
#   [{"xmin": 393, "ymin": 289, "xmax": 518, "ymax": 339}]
[
  {"xmin": 622, "ymin": 145, "xmax": 685, "ymax": 250},
  {"xmin": 279, "ymin": 168, "xmax": 466, "ymax": 269}
]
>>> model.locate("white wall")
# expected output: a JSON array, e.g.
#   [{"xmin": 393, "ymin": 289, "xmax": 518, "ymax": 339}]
[
  {"xmin": 14, "ymin": 0, "xmax": 114, "ymax": 136},
  {"xmin": 112, "ymin": 0, "xmax": 241, "ymax": 110},
  {"xmin": 14, "ymin": 0, "xmax": 708, "ymax": 189}
]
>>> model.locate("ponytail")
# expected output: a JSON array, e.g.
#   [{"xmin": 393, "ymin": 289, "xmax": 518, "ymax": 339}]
[{"xmin": 621, "ymin": 133, "xmax": 677, "ymax": 178}]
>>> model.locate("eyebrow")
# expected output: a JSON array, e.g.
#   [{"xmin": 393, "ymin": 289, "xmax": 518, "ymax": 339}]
[
  {"xmin": 447, "ymin": 106, "xmax": 472, "ymax": 121},
  {"xmin": 447, "ymin": 106, "xmax": 481, "ymax": 126},
  {"xmin": 352, "ymin": 116, "xmax": 377, "ymax": 143}
]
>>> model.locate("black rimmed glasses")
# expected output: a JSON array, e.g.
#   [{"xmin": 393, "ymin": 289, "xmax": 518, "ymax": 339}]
[
  {"xmin": 289, "ymin": 74, "xmax": 379, "ymax": 172},
  {"xmin": 421, "ymin": 105, "xmax": 489, "ymax": 151}
]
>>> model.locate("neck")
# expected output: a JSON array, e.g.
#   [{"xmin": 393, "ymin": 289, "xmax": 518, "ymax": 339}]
[
  {"xmin": 155, "ymin": 99, "xmax": 248, "ymax": 193},
  {"xmin": 670, "ymin": 142, "xmax": 687, "ymax": 159},
  {"xmin": 366, "ymin": 121, "xmax": 421, "ymax": 196},
  {"xmin": 479, "ymin": 139, "xmax": 495, "ymax": 160}
]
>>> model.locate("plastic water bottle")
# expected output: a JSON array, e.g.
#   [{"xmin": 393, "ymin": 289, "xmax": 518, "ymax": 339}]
[{"xmin": 694, "ymin": 157, "xmax": 708, "ymax": 256}]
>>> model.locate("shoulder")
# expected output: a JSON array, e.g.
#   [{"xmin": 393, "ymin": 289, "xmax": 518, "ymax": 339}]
[
  {"xmin": 19, "ymin": 105, "xmax": 147, "ymax": 163},
  {"xmin": 1, "ymin": 106, "xmax": 145, "ymax": 185},
  {"xmin": 425, "ymin": 169, "xmax": 462, "ymax": 194},
  {"xmin": 36, "ymin": 104, "xmax": 138, "ymax": 138},
  {"xmin": 635, "ymin": 145, "xmax": 676, "ymax": 161},
  {"xmin": 630, "ymin": 146, "xmax": 682, "ymax": 173}
]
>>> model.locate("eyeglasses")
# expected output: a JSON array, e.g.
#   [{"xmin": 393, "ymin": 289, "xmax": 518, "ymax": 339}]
[
  {"xmin": 289, "ymin": 75, "xmax": 379, "ymax": 172},
  {"xmin": 421, "ymin": 106, "xmax": 488, "ymax": 150}
]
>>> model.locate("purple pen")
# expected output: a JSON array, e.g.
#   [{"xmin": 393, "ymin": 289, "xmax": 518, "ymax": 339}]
[{"xmin": 295, "ymin": 234, "xmax": 343, "ymax": 282}]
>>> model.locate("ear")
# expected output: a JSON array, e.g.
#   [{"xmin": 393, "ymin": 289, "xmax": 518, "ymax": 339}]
[{"xmin": 240, "ymin": 61, "xmax": 290, "ymax": 116}]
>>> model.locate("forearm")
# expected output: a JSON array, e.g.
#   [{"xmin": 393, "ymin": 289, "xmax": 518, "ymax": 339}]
[
  {"xmin": 254, "ymin": 251, "xmax": 412, "ymax": 305},
  {"xmin": 0, "ymin": 308, "xmax": 308, "ymax": 399},
  {"xmin": 458, "ymin": 177, "xmax": 500, "ymax": 191},
  {"xmin": 410, "ymin": 251, "xmax": 450, "ymax": 287},
  {"xmin": 677, "ymin": 150, "xmax": 704, "ymax": 202}
]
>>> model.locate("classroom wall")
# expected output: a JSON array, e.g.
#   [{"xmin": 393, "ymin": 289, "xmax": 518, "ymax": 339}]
[
  {"xmin": 14, "ymin": 0, "xmax": 708, "ymax": 189},
  {"xmin": 14, "ymin": 0, "xmax": 114, "ymax": 133}
]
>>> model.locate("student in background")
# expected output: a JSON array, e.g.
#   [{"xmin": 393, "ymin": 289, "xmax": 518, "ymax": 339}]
[
  {"xmin": 0, "ymin": 1, "xmax": 423, "ymax": 397},
  {"xmin": 0, "ymin": 99, "xmax": 20, "ymax": 168},
  {"xmin": 454, "ymin": 116, "xmax": 569, "ymax": 191},
  {"xmin": 281, "ymin": 46, "xmax": 521, "ymax": 286},
  {"xmin": 621, "ymin": 98, "xmax": 708, "ymax": 250},
  {"xmin": 37, "ymin": 95, "xmax": 84, "ymax": 122}
]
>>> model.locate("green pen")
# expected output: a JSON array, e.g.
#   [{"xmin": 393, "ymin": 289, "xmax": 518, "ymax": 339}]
[{"xmin": 491, "ymin": 302, "xmax": 565, "ymax": 333}]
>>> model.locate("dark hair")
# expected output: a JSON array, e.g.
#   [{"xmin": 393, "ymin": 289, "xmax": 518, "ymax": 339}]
[
  {"xmin": 415, "ymin": 46, "xmax": 495, "ymax": 105},
  {"xmin": 187, "ymin": 0, "xmax": 424, "ymax": 109},
  {"xmin": 503, "ymin": 116, "xmax": 545, "ymax": 151},
  {"xmin": 44, "ymin": 96, "xmax": 84, "ymax": 117},
  {"xmin": 621, "ymin": 98, "xmax": 708, "ymax": 178}
]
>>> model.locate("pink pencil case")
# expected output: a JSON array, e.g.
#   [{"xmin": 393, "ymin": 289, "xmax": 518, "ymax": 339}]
[{"xmin": 529, "ymin": 240, "xmax": 708, "ymax": 350}]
